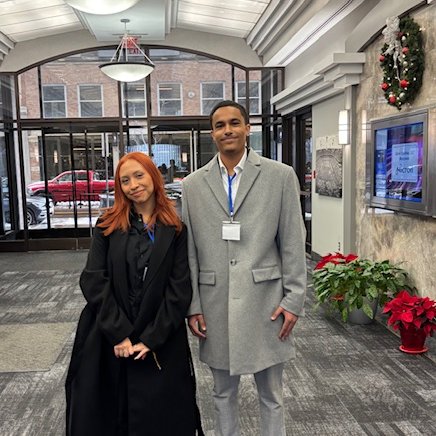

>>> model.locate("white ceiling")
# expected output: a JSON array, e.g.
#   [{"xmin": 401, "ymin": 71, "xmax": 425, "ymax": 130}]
[
  {"xmin": 176, "ymin": 0, "xmax": 270, "ymax": 39},
  {"xmin": 0, "ymin": 0, "xmax": 271, "ymax": 43},
  {"xmin": 0, "ymin": 0, "xmax": 82, "ymax": 42},
  {"xmin": 0, "ymin": 0, "xmax": 374, "ymax": 68}
]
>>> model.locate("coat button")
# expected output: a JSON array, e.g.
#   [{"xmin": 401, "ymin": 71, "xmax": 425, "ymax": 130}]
[{"xmin": 230, "ymin": 259, "xmax": 236, "ymax": 266}]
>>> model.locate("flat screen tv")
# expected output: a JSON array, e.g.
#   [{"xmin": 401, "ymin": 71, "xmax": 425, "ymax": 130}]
[{"xmin": 369, "ymin": 110, "xmax": 434, "ymax": 217}]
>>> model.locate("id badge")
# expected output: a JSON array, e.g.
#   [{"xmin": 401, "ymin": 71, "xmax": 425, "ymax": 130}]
[{"xmin": 222, "ymin": 221, "xmax": 241, "ymax": 241}]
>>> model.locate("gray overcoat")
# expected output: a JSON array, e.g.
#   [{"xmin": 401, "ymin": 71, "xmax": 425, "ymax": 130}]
[{"xmin": 182, "ymin": 150, "xmax": 307, "ymax": 375}]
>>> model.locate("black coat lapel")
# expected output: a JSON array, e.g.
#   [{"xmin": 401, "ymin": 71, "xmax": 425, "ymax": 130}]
[{"xmin": 142, "ymin": 224, "xmax": 175, "ymax": 290}]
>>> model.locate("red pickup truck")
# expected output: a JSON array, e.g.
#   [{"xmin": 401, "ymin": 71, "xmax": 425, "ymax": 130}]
[{"xmin": 27, "ymin": 170, "xmax": 115, "ymax": 204}]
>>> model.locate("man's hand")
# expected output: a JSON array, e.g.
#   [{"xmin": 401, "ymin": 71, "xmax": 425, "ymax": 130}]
[
  {"xmin": 188, "ymin": 314, "xmax": 207, "ymax": 339},
  {"xmin": 114, "ymin": 337, "xmax": 134, "ymax": 358},
  {"xmin": 271, "ymin": 307, "xmax": 298, "ymax": 341}
]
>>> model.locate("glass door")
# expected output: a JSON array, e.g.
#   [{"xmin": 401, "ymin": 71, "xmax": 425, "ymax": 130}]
[
  {"xmin": 197, "ymin": 129, "xmax": 216, "ymax": 168},
  {"xmin": 151, "ymin": 130, "xmax": 193, "ymax": 182},
  {"xmin": 0, "ymin": 132, "xmax": 11, "ymax": 234},
  {"xmin": 25, "ymin": 124, "xmax": 119, "ymax": 233},
  {"xmin": 146, "ymin": 122, "xmax": 215, "ymax": 217},
  {"xmin": 296, "ymin": 112, "xmax": 312, "ymax": 253},
  {"xmin": 150, "ymin": 126, "xmax": 216, "ymax": 173}
]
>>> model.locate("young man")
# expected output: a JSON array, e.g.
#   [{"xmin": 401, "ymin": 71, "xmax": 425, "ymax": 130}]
[{"xmin": 182, "ymin": 100, "xmax": 307, "ymax": 436}]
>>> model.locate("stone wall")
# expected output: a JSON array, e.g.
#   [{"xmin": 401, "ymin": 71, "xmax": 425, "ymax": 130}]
[{"xmin": 355, "ymin": 6, "xmax": 436, "ymax": 299}]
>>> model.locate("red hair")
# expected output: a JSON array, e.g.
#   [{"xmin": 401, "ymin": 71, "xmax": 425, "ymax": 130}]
[{"xmin": 98, "ymin": 152, "xmax": 182, "ymax": 235}]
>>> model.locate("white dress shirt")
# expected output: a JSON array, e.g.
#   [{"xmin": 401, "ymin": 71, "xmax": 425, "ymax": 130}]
[{"xmin": 217, "ymin": 148, "xmax": 248, "ymax": 211}]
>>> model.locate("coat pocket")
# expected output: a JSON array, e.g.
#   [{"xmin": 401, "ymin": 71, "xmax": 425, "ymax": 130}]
[
  {"xmin": 252, "ymin": 265, "xmax": 282, "ymax": 283},
  {"xmin": 199, "ymin": 271, "xmax": 216, "ymax": 285}
]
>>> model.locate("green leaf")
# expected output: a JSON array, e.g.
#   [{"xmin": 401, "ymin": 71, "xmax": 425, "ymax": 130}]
[
  {"xmin": 341, "ymin": 307, "xmax": 348, "ymax": 322},
  {"xmin": 362, "ymin": 303, "xmax": 375, "ymax": 319},
  {"xmin": 367, "ymin": 286, "xmax": 378, "ymax": 299}
]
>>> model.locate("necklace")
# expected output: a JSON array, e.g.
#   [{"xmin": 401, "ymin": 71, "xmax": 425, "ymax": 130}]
[{"xmin": 138, "ymin": 214, "xmax": 151, "ymax": 223}]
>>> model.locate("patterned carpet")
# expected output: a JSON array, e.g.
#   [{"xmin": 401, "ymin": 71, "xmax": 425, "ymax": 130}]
[
  {"xmin": 0, "ymin": 322, "xmax": 75, "ymax": 372},
  {"xmin": 0, "ymin": 251, "xmax": 435, "ymax": 436}
]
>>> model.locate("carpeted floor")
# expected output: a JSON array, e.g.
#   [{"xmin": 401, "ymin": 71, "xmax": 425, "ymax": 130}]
[
  {"xmin": 0, "ymin": 322, "xmax": 76, "ymax": 372},
  {"xmin": 0, "ymin": 251, "xmax": 435, "ymax": 435}
]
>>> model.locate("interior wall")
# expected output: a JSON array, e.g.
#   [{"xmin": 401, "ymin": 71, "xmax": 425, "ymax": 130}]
[
  {"xmin": 355, "ymin": 4, "xmax": 436, "ymax": 299},
  {"xmin": 311, "ymin": 93, "xmax": 345, "ymax": 257},
  {"xmin": 275, "ymin": 0, "xmax": 381, "ymax": 85},
  {"xmin": 346, "ymin": 0, "xmax": 424, "ymax": 52}
]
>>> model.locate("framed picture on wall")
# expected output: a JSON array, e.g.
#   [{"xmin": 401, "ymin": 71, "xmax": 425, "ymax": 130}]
[{"xmin": 315, "ymin": 148, "xmax": 343, "ymax": 198}]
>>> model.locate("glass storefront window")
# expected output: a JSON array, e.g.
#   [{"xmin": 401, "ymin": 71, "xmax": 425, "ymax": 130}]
[
  {"xmin": 236, "ymin": 81, "xmax": 261, "ymax": 114},
  {"xmin": 198, "ymin": 130, "xmax": 215, "ymax": 167},
  {"xmin": 126, "ymin": 125, "xmax": 149, "ymax": 154},
  {"xmin": 122, "ymin": 81, "xmax": 147, "ymax": 118},
  {"xmin": 19, "ymin": 128, "xmax": 117, "ymax": 230},
  {"xmin": 235, "ymin": 70, "xmax": 262, "ymax": 115},
  {"xmin": 149, "ymin": 49, "xmax": 233, "ymax": 116},
  {"xmin": 249, "ymin": 125, "xmax": 263, "ymax": 156},
  {"xmin": 18, "ymin": 68, "xmax": 40, "ymax": 119},
  {"xmin": 7, "ymin": 47, "xmax": 283, "ymax": 240},
  {"xmin": 0, "ymin": 133, "xmax": 11, "ymax": 231},
  {"xmin": 249, "ymin": 70, "xmax": 262, "ymax": 114},
  {"xmin": 40, "ymin": 50, "xmax": 120, "ymax": 118},
  {"xmin": 151, "ymin": 131, "xmax": 192, "ymax": 181}
]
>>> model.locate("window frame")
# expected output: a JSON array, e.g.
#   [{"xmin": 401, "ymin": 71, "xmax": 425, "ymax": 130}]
[
  {"xmin": 78, "ymin": 84, "xmax": 104, "ymax": 118},
  {"xmin": 235, "ymin": 80, "xmax": 261, "ymax": 115},
  {"xmin": 157, "ymin": 83, "xmax": 183, "ymax": 116},
  {"xmin": 200, "ymin": 81, "xmax": 225, "ymax": 115},
  {"xmin": 121, "ymin": 82, "xmax": 147, "ymax": 118},
  {"xmin": 42, "ymin": 84, "xmax": 67, "ymax": 118}
]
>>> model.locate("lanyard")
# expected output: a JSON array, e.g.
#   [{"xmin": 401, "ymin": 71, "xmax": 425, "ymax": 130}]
[
  {"xmin": 144, "ymin": 223, "xmax": 155, "ymax": 243},
  {"xmin": 227, "ymin": 173, "xmax": 237, "ymax": 220}
]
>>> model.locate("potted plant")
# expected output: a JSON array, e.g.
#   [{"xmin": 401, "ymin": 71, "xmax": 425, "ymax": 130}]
[
  {"xmin": 383, "ymin": 290, "xmax": 436, "ymax": 354},
  {"xmin": 313, "ymin": 252, "xmax": 412, "ymax": 323}
]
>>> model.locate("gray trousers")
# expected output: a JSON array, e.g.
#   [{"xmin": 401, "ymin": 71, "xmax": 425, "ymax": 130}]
[{"xmin": 211, "ymin": 363, "xmax": 286, "ymax": 436}]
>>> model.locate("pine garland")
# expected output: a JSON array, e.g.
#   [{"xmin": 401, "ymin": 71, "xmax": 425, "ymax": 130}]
[{"xmin": 379, "ymin": 16, "xmax": 424, "ymax": 110}]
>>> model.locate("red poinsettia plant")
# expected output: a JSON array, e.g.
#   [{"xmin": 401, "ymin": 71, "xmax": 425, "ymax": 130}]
[
  {"xmin": 314, "ymin": 252, "xmax": 358, "ymax": 270},
  {"xmin": 383, "ymin": 290, "xmax": 436, "ymax": 337}
]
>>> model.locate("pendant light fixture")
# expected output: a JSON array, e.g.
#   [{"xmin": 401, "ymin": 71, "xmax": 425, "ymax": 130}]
[
  {"xmin": 66, "ymin": 0, "xmax": 140, "ymax": 15},
  {"xmin": 99, "ymin": 19, "xmax": 155, "ymax": 83}
]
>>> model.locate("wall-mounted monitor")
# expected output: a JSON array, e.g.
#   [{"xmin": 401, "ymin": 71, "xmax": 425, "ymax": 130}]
[{"xmin": 369, "ymin": 109, "xmax": 435, "ymax": 217}]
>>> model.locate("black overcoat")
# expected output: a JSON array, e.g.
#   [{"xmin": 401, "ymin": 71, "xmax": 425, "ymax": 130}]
[{"xmin": 65, "ymin": 223, "xmax": 201, "ymax": 436}]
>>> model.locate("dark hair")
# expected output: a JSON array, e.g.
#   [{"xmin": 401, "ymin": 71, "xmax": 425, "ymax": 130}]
[
  {"xmin": 209, "ymin": 100, "xmax": 249, "ymax": 127},
  {"xmin": 98, "ymin": 152, "xmax": 181, "ymax": 235}
]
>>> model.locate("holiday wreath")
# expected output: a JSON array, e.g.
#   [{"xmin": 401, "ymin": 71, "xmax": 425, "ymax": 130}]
[{"xmin": 379, "ymin": 16, "xmax": 424, "ymax": 110}]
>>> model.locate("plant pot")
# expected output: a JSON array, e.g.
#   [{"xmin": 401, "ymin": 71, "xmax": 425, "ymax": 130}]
[
  {"xmin": 399, "ymin": 327, "xmax": 428, "ymax": 354},
  {"xmin": 347, "ymin": 298, "xmax": 378, "ymax": 325}
]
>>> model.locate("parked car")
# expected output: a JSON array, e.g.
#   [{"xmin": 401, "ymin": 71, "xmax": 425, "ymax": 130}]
[
  {"xmin": 164, "ymin": 182, "xmax": 182, "ymax": 200},
  {"xmin": 2, "ymin": 176, "xmax": 52, "ymax": 226},
  {"xmin": 3, "ymin": 195, "xmax": 49, "ymax": 226},
  {"xmin": 27, "ymin": 170, "xmax": 115, "ymax": 204}
]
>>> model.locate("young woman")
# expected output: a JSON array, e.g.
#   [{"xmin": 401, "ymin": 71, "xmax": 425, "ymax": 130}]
[{"xmin": 66, "ymin": 152, "xmax": 203, "ymax": 436}]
